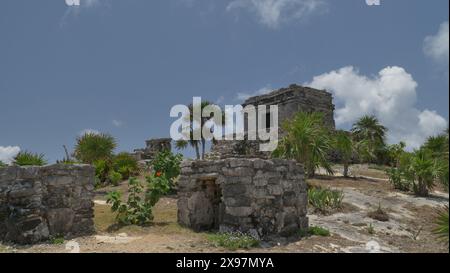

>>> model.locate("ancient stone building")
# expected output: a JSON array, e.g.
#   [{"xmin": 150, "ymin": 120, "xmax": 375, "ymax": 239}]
[
  {"xmin": 0, "ymin": 164, "xmax": 95, "ymax": 244},
  {"xmin": 133, "ymin": 138, "xmax": 172, "ymax": 161},
  {"xmin": 177, "ymin": 158, "xmax": 308, "ymax": 239}
]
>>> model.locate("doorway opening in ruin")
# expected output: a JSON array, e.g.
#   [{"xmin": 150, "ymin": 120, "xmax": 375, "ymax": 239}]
[{"xmin": 201, "ymin": 178, "xmax": 224, "ymax": 230}]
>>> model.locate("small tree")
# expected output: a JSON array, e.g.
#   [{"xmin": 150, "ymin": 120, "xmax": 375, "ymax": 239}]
[
  {"xmin": 333, "ymin": 130, "xmax": 354, "ymax": 177},
  {"xmin": 151, "ymin": 150, "xmax": 182, "ymax": 189},
  {"xmin": 351, "ymin": 115, "xmax": 387, "ymax": 163},
  {"xmin": 273, "ymin": 112, "xmax": 333, "ymax": 178},
  {"xmin": 74, "ymin": 133, "xmax": 117, "ymax": 164}
]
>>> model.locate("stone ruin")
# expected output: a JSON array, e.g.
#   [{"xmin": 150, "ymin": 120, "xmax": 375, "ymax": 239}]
[
  {"xmin": 133, "ymin": 138, "xmax": 172, "ymax": 161},
  {"xmin": 178, "ymin": 84, "xmax": 335, "ymax": 239},
  {"xmin": 177, "ymin": 158, "xmax": 308, "ymax": 239},
  {"xmin": 0, "ymin": 164, "xmax": 95, "ymax": 244}
]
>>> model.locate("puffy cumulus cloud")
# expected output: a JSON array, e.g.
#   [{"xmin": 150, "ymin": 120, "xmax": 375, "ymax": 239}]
[
  {"xmin": 306, "ymin": 66, "xmax": 448, "ymax": 149},
  {"xmin": 424, "ymin": 21, "xmax": 449, "ymax": 64},
  {"xmin": 0, "ymin": 146, "xmax": 21, "ymax": 164},
  {"xmin": 226, "ymin": 0, "xmax": 327, "ymax": 29},
  {"xmin": 236, "ymin": 86, "xmax": 273, "ymax": 101}
]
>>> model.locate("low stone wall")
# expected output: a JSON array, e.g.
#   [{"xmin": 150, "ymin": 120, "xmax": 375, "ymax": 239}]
[
  {"xmin": 0, "ymin": 164, "xmax": 95, "ymax": 244},
  {"xmin": 178, "ymin": 158, "xmax": 308, "ymax": 239}
]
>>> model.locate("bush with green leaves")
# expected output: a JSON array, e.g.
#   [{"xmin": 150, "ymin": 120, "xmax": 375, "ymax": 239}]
[
  {"xmin": 106, "ymin": 173, "xmax": 172, "ymax": 226},
  {"xmin": 108, "ymin": 171, "xmax": 123, "ymax": 186},
  {"xmin": 273, "ymin": 112, "xmax": 333, "ymax": 178},
  {"xmin": 74, "ymin": 132, "xmax": 117, "ymax": 164},
  {"xmin": 13, "ymin": 151, "xmax": 47, "ymax": 166},
  {"xmin": 151, "ymin": 150, "xmax": 182, "ymax": 188},
  {"xmin": 0, "ymin": 161, "xmax": 7, "ymax": 168},
  {"xmin": 308, "ymin": 186, "xmax": 344, "ymax": 213},
  {"xmin": 93, "ymin": 159, "xmax": 112, "ymax": 185},
  {"xmin": 386, "ymin": 167, "xmax": 410, "ymax": 192},
  {"xmin": 207, "ymin": 232, "xmax": 260, "ymax": 250},
  {"xmin": 308, "ymin": 226, "xmax": 331, "ymax": 237},
  {"xmin": 433, "ymin": 206, "xmax": 449, "ymax": 249},
  {"xmin": 112, "ymin": 152, "xmax": 138, "ymax": 180}
]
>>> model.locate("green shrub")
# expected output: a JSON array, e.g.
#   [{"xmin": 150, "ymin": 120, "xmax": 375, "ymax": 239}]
[
  {"xmin": 113, "ymin": 152, "xmax": 138, "ymax": 180},
  {"xmin": 13, "ymin": 151, "xmax": 47, "ymax": 166},
  {"xmin": 386, "ymin": 167, "xmax": 410, "ymax": 191},
  {"xmin": 433, "ymin": 206, "xmax": 449, "ymax": 248},
  {"xmin": 50, "ymin": 236, "xmax": 65, "ymax": 245},
  {"xmin": 208, "ymin": 232, "xmax": 260, "ymax": 250},
  {"xmin": 0, "ymin": 161, "xmax": 7, "ymax": 168},
  {"xmin": 308, "ymin": 226, "xmax": 331, "ymax": 237},
  {"xmin": 151, "ymin": 150, "xmax": 182, "ymax": 188},
  {"xmin": 308, "ymin": 186, "xmax": 344, "ymax": 213},
  {"xmin": 94, "ymin": 159, "xmax": 111, "ymax": 185},
  {"xmin": 106, "ymin": 174, "xmax": 172, "ymax": 226},
  {"xmin": 74, "ymin": 132, "xmax": 117, "ymax": 164},
  {"xmin": 108, "ymin": 171, "xmax": 123, "ymax": 186}
]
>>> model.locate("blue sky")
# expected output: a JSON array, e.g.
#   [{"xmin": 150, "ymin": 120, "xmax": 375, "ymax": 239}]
[{"xmin": 0, "ymin": 0, "xmax": 448, "ymax": 163}]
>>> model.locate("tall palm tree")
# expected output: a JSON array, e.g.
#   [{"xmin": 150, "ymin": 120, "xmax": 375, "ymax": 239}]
[
  {"xmin": 351, "ymin": 115, "xmax": 387, "ymax": 162},
  {"xmin": 175, "ymin": 101, "xmax": 223, "ymax": 160},
  {"xmin": 273, "ymin": 112, "xmax": 333, "ymax": 178}
]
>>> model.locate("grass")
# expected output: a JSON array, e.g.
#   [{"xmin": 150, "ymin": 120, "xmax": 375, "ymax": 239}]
[
  {"xmin": 207, "ymin": 232, "xmax": 260, "ymax": 250},
  {"xmin": 308, "ymin": 186, "xmax": 344, "ymax": 213},
  {"xmin": 13, "ymin": 151, "xmax": 47, "ymax": 166},
  {"xmin": 50, "ymin": 236, "xmax": 65, "ymax": 245},
  {"xmin": 299, "ymin": 226, "xmax": 331, "ymax": 238}
]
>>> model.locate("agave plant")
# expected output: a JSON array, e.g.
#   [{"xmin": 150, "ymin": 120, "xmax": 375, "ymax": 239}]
[{"xmin": 13, "ymin": 151, "xmax": 47, "ymax": 166}]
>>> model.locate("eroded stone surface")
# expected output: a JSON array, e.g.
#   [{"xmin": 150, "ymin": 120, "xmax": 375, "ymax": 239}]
[
  {"xmin": 177, "ymin": 158, "xmax": 308, "ymax": 239},
  {"xmin": 0, "ymin": 164, "xmax": 95, "ymax": 244}
]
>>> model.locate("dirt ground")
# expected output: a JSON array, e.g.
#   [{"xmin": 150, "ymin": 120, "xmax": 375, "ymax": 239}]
[{"xmin": 1, "ymin": 166, "xmax": 448, "ymax": 253}]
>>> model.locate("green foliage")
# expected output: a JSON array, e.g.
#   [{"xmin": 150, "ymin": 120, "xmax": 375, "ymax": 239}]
[
  {"xmin": 386, "ymin": 167, "xmax": 410, "ymax": 191},
  {"xmin": 367, "ymin": 223, "xmax": 375, "ymax": 235},
  {"xmin": 403, "ymin": 149, "xmax": 441, "ymax": 197},
  {"xmin": 50, "ymin": 236, "xmax": 65, "ymax": 245},
  {"xmin": 108, "ymin": 171, "xmax": 122, "ymax": 186},
  {"xmin": 273, "ymin": 112, "xmax": 333, "ymax": 178},
  {"xmin": 74, "ymin": 133, "xmax": 117, "ymax": 164},
  {"xmin": 308, "ymin": 226, "xmax": 331, "ymax": 237},
  {"xmin": 106, "ymin": 174, "xmax": 172, "ymax": 226},
  {"xmin": 13, "ymin": 151, "xmax": 47, "ymax": 166},
  {"xmin": 333, "ymin": 130, "xmax": 354, "ymax": 177},
  {"xmin": 112, "ymin": 152, "xmax": 138, "ymax": 180},
  {"xmin": 433, "ymin": 206, "xmax": 449, "ymax": 248},
  {"xmin": 151, "ymin": 150, "xmax": 182, "ymax": 188},
  {"xmin": 94, "ymin": 159, "xmax": 112, "ymax": 185},
  {"xmin": 308, "ymin": 186, "xmax": 344, "ymax": 213},
  {"xmin": 351, "ymin": 115, "xmax": 387, "ymax": 163},
  {"xmin": 207, "ymin": 232, "xmax": 260, "ymax": 250},
  {"xmin": 0, "ymin": 161, "xmax": 7, "ymax": 168}
]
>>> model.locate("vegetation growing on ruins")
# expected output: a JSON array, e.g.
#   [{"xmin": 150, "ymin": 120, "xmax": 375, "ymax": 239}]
[
  {"xmin": 207, "ymin": 232, "xmax": 260, "ymax": 250},
  {"xmin": 74, "ymin": 132, "xmax": 117, "ymax": 164},
  {"xmin": 13, "ymin": 151, "xmax": 47, "ymax": 166}
]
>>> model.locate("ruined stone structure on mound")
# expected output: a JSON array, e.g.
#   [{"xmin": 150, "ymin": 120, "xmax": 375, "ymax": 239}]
[
  {"xmin": 0, "ymin": 165, "xmax": 95, "ymax": 244},
  {"xmin": 133, "ymin": 138, "xmax": 172, "ymax": 161},
  {"xmin": 208, "ymin": 84, "xmax": 336, "ymax": 159}
]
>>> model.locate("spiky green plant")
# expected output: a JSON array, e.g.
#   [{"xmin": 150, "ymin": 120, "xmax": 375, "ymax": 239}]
[
  {"xmin": 13, "ymin": 151, "xmax": 47, "ymax": 166},
  {"xmin": 74, "ymin": 133, "xmax": 117, "ymax": 164},
  {"xmin": 273, "ymin": 112, "xmax": 333, "ymax": 178},
  {"xmin": 351, "ymin": 115, "xmax": 387, "ymax": 162},
  {"xmin": 433, "ymin": 206, "xmax": 449, "ymax": 248}
]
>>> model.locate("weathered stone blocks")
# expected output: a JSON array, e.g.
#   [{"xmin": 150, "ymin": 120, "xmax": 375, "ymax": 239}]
[
  {"xmin": 0, "ymin": 164, "xmax": 95, "ymax": 244},
  {"xmin": 177, "ymin": 158, "xmax": 308, "ymax": 239}
]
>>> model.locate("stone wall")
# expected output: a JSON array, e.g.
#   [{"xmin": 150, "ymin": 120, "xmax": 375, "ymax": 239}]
[
  {"xmin": 133, "ymin": 138, "xmax": 172, "ymax": 161},
  {"xmin": 177, "ymin": 158, "xmax": 308, "ymax": 239},
  {"xmin": 0, "ymin": 164, "xmax": 95, "ymax": 244}
]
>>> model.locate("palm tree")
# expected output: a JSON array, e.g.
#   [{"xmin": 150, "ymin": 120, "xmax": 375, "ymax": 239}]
[
  {"xmin": 351, "ymin": 115, "xmax": 387, "ymax": 162},
  {"xmin": 273, "ymin": 112, "xmax": 333, "ymax": 178},
  {"xmin": 333, "ymin": 130, "xmax": 354, "ymax": 177},
  {"xmin": 74, "ymin": 132, "xmax": 117, "ymax": 164},
  {"xmin": 403, "ymin": 149, "xmax": 441, "ymax": 197},
  {"xmin": 175, "ymin": 101, "xmax": 223, "ymax": 160}
]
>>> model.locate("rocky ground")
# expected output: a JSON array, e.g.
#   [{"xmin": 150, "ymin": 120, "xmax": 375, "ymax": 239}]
[{"xmin": 1, "ymin": 165, "xmax": 448, "ymax": 253}]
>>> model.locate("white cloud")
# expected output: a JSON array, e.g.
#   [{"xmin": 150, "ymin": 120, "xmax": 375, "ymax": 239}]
[
  {"xmin": 60, "ymin": 0, "xmax": 110, "ymax": 27},
  {"xmin": 424, "ymin": 21, "xmax": 449, "ymax": 64},
  {"xmin": 226, "ymin": 0, "xmax": 327, "ymax": 28},
  {"xmin": 0, "ymin": 146, "xmax": 21, "ymax": 164},
  {"xmin": 79, "ymin": 129, "xmax": 100, "ymax": 136},
  {"xmin": 306, "ymin": 66, "xmax": 448, "ymax": 149},
  {"xmin": 236, "ymin": 86, "xmax": 273, "ymax": 101},
  {"xmin": 112, "ymin": 119, "xmax": 124, "ymax": 128}
]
